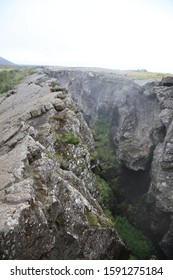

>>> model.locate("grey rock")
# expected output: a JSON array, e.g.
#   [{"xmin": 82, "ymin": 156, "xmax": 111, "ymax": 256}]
[
  {"xmin": 51, "ymin": 99, "xmax": 65, "ymax": 111},
  {"xmin": 50, "ymin": 85, "xmax": 67, "ymax": 93},
  {"xmin": 0, "ymin": 69, "xmax": 126, "ymax": 259},
  {"xmin": 30, "ymin": 107, "xmax": 42, "ymax": 117},
  {"xmin": 41, "ymin": 105, "xmax": 47, "ymax": 113},
  {"xmin": 161, "ymin": 76, "xmax": 173, "ymax": 87},
  {"xmin": 47, "ymin": 68, "xmax": 173, "ymax": 258},
  {"xmin": 44, "ymin": 102, "xmax": 54, "ymax": 111},
  {"xmin": 159, "ymin": 109, "xmax": 173, "ymax": 128},
  {"xmin": 7, "ymin": 90, "xmax": 17, "ymax": 97},
  {"xmin": 54, "ymin": 91, "xmax": 66, "ymax": 99}
]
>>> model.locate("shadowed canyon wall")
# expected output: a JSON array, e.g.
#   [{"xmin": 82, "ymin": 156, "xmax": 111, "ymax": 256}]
[
  {"xmin": 1, "ymin": 67, "xmax": 173, "ymax": 259},
  {"xmin": 48, "ymin": 69, "xmax": 173, "ymax": 258}
]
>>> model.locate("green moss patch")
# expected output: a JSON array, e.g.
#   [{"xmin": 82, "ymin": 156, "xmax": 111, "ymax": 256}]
[
  {"xmin": 55, "ymin": 132, "xmax": 80, "ymax": 145},
  {"xmin": 95, "ymin": 175, "xmax": 110, "ymax": 210},
  {"xmin": 92, "ymin": 117, "xmax": 117, "ymax": 169},
  {"xmin": 115, "ymin": 216, "xmax": 156, "ymax": 259},
  {"xmin": 86, "ymin": 211, "xmax": 112, "ymax": 228}
]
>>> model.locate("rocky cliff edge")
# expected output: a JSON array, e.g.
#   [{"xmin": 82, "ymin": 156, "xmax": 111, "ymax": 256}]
[
  {"xmin": 0, "ymin": 69, "xmax": 126, "ymax": 259},
  {"xmin": 47, "ymin": 68, "xmax": 173, "ymax": 258}
]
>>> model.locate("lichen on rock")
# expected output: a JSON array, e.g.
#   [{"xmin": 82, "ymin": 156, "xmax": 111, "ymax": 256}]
[
  {"xmin": 0, "ymin": 69, "xmax": 126, "ymax": 259},
  {"xmin": 47, "ymin": 68, "xmax": 173, "ymax": 259}
]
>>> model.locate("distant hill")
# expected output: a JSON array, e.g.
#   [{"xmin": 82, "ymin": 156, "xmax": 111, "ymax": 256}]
[{"xmin": 0, "ymin": 56, "xmax": 15, "ymax": 65}]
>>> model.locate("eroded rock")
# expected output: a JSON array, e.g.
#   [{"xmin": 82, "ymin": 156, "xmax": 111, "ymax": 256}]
[
  {"xmin": 0, "ymin": 70, "xmax": 126, "ymax": 259},
  {"xmin": 47, "ymin": 68, "xmax": 173, "ymax": 258}
]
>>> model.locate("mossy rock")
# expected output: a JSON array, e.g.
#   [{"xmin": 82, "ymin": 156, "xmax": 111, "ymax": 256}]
[
  {"xmin": 53, "ymin": 114, "xmax": 67, "ymax": 122},
  {"xmin": 55, "ymin": 132, "xmax": 80, "ymax": 145},
  {"xmin": 92, "ymin": 116, "xmax": 117, "ymax": 169},
  {"xmin": 86, "ymin": 211, "xmax": 113, "ymax": 228},
  {"xmin": 115, "ymin": 216, "xmax": 157, "ymax": 259}
]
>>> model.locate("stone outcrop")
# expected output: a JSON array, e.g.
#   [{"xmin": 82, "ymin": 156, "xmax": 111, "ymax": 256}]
[
  {"xmin": 2, "ymin": 65, "xmax": 173, "ymax": 259},
  {"xmin": 0, "ymin": 70, "xmax": 126, "ymax": 259},
  {"xmin": 47, "ymin": 68, "xmax": 173, "ymax": 258}
]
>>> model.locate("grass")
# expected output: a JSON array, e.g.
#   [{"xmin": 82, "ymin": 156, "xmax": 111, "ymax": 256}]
[
  {"xmin": 50, "ymin": 81, "xmax": 60, "ymax": 87},
  {"xmin": 95, "ymin": 175, "xmax": 110, "ymax": 210},
  {"xmin": 55, "ymin": 132, "xmax": 80, "ymax": 145},
  {"xmin": 86, "ymin": 212, "xmax": 100, "ymax": 227},
  {"xmin": 127, "ymin": 203, "xmax": 137, "ymax": 214},
  {"xmin": 45, "ymin": 149, "xmax": 54, "ymax": 159},
  {"xmin": 86, "ymin": 211, "xmax": 113, "ymax": 228},
  {"xmin": 53, "ymin": 114, "xmax": 67, "ymax": 123},
  {"xmin": 0, "ymin": 66, "xmax": 35, "ymax": 94},
  {"xmin": 92, "ymin": 117, "xmax": 117, "ymax": 168},
  {"xmin": 115, "ymin": 70, "xmax": 173, "ymax": 81},
  {"xmin": 115, "ymin": 216, "xmax": 156, "ymax": 259},
  {"xmin": 91, "ymin": 115, "xmax": 157, "ymax": 259},
  {"xmin": 0, "ymin": 70, "xmax": 17, "ymax": 94}
]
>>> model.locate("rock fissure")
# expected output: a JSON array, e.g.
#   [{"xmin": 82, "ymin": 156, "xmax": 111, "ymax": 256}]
[
  {"xmin": 46, "ymin": 68, "xmax": 173, "ymax": 259},
  {"xmin": 1, "ymin": 67, "xmax": 173, "ymax": 259}
]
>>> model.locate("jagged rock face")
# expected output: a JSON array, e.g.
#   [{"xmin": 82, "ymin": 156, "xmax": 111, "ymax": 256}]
[
  {"xmin": 47, "ymin": 69, "xmax": 173, "ymax": 258},
  {"xmin": 48, "ymin": 70, "xmax": 161, "ymax": 171},
  {"xmin": 146, "ymin": 85, "xmax": 173, "ymax": 258},
  {"xmin": 0, "ymin": 70, "xmax": 127, "ymax": 259},
  {"xmin": 47, "ymin": 70, "xmax": 142, "ymax": 127}
]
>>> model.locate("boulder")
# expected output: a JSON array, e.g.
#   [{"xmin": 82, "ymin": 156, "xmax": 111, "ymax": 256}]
[{"xmin": 161, "ymin": 76, "xmax": 173, "ymax": 87}]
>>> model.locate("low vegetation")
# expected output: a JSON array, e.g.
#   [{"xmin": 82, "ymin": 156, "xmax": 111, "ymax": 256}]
[
  {"xmin": 53, "ymin": 114, "xmax": 67, "ymax": 123},
  {"xmin": 91, "ymin": 114, "xmax": 157, "ymax": 259},
  {"xmin": 55, "ymin": 132, "xmax": 80, "ymax": 145},
  {"xmin": 95, "ymin": 175, "xmax": 110, "ymax": 210},
  {"xmin": 92, "ymin": 117, "xmax": 117, "ymax": 168},
  {"xmin": 0, "ymin": 66, "xmax": 35, "ymax": 94},
  {"xmin": 86, "ymin": 211, "xmax": 113, "ymax": 228},
  {"xmin": 86, "ymin": 212, "xmax": 100, "ymax": 227},
  {"xmin": 127, "ymin": 203, "xmax": 137, "ymax": 214},
  {"xmin": 116, "ymin": 70, "xmax": 173, "ymax": 81},
  {"xmin": 95, "ymin": 176, "xmax": 154, "ymax": 259},
  {"xmin": 50, "ymin": 80, "xmax": 60, "ymax": 87},
  {"xmin": 115, "ymin": 216, "xmax": 156, "ymax": 259}
]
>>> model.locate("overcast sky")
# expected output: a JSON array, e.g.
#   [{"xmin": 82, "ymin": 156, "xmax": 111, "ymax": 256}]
[{"xmin": 0, "ymin": 0, "xmax": 173, "ymax": 73}]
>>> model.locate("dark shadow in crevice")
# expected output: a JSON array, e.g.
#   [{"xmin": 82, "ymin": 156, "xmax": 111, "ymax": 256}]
[{"xmin": 119, "ymin": 166, "xmax": 151, "ymax": 204}]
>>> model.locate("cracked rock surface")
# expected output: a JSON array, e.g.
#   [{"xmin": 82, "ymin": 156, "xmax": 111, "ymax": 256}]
[
  {"xmin": 0, "ymin": 69, "xmax": 126, "ymax": 259},
  {"xmin": 47, "ymin": 68, "xmax": 173, "ymax": 258}
]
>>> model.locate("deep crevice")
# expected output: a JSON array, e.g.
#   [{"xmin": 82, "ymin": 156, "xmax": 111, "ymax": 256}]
[{"xmin": 119, "ymin": 166, "xmax": 151, "ymax": 204}]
